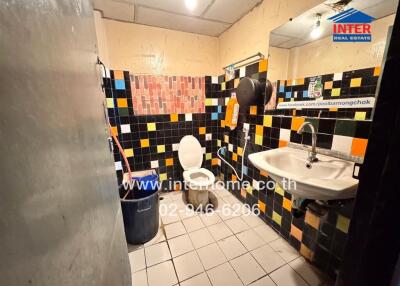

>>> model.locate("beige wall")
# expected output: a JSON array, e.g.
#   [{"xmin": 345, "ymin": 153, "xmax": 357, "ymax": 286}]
[
  {"xmin": 94, "ymin": 11, "xmax": 220, "ymax": 76},
  {"xmin": 218, "ymin": 0, "xmax": 323, "ymax": 70},
  {"xmin": 94, "ymin": 11, "xmax": 110, "ymax": 66},
  {"xmin": 267, "ymin": 47, "xmax": 290, "ymax": 82},
  {"xmin": 285, "ymin": 14, "xmax": 395, "ymax": 79}
]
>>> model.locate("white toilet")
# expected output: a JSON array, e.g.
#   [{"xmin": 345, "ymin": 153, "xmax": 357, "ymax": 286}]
[{"xmin": 178, "ymin": 135, "xmax": 215, "ymax": 207}]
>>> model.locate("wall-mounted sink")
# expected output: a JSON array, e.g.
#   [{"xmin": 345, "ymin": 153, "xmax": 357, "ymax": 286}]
[{"xmin": 248, "ymin": 147, "xmax": 358, "ymax": 201}]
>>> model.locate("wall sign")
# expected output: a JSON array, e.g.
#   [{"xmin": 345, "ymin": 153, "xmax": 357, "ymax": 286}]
[{"xmin": 277, "ymin": 97, "xmax": 376, "ymax": 109}]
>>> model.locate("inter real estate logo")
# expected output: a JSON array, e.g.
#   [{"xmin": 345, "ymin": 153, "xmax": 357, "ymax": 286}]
[{"xmin": 328, "ymin": 8, "xmax": 375, "ymax": 42}]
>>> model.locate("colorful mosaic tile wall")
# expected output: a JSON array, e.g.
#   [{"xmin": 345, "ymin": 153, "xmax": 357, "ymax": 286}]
[
  {"xmin": 131, "ymin": 75, "xmax": 205, "ymax": 115},
  {"xmin": 103, "ymin": 70, "xmax": 219, "ymax": 186},
  {"xmin": 211, "ymin": 60, "xmax": 373, "ymax": 278},
  {"xmin": 276, "ymin": 66, "xmax": 380, "ymax": 120}
]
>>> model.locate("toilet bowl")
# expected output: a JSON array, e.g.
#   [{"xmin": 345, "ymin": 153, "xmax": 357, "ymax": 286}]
[{"xmin": 178, "ymin": 135, "xmax": 215, "ymax": 208}]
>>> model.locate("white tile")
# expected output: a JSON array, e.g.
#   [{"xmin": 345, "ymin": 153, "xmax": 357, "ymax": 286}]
[
  {"xmin": 132, "ymin": 269, "xmax": 148, "ymax": 286},
  {"xmin": 269, "ymin": 238, "xmax": 299, "ymax": 263},
  {"xmin": 207, "ymin": 222, "xmax": 233, "ymax": 241},
  {"xmin": 182, "ymin": 216, "xmax": 205, "ymax": 232},
  {"xmin": 289, "ymin": 257, "xmax": 333, "ymax": 286},
  {"xmin": 172, "ymin": 143, "xmax": 179, "ymax": 151},
  {"xmin": 145, "ymin": 242, "xmax": 171, "ymax": 267},
  {"xmin": 331, "ymin": 135, "xmax": 353, "ymax": 154},
  {"xmin": 225, "ymin": 217, "xmax": 250, "ymax": 234},
  {"xmin": 333, "ymin": 72, "xmax": 343, "ymax": 81},
  {"xmin": 248, "ymin": 275, "xmax": 276, "ymax": 286},
  {"xmin": 173, "ymin": 251, "xmax": 204, "ymax": 282},
  {"xmin": 205, "ymin": 133, "xmax": 212, "ymax": 141},
  {"xmin": 180, "ymin": 272, "xmax": 211, "ymax": 286},
  {"xmin": 269, "ymin": 264, "xmax": 308, "ymax": 286},
  {"xmin": 144, "ymin": 227, "xmax": 166, "ymax": 247},
  {"xmin": 239, "ymin": 67, "xmax": 246, "ymax": 78},
  {"xmin": 253, "ymin": 224, "xmax": 279, "ymax": 243},
  {"xmin": 196, "ymin": 243, "xmax": 227, "ymax": 270},
  {"xmin": 129, "ymin": 248, "xmax": 146, "ymax": 273},
  {"xmin": 121, "ymin": 124, "xmax": 131, "ymax": 134},
  {"xmin": 161, "ymin": 213, "xmax": 181, "ymax": 225},
  {"xmin": 207, "ymin": 262, "xmax": 243, "ymax": 286},
  {"xmin": 199, "ymin": 212, "xmax": 222, "ymax": 226},
  {"xmin": 230, "ymin": 253, "xmax": 266, "ymax": 285},
  {"xmin": 150, "ymin": 160, "xmax": 159, "ymax": 169},
  {"xmin": 236, "ymin": 229, "xmax": 265, "ymax": 251},
  {"xmin": 252, "ymin": 179, "xmax": 261, "ymax": 191},
  {"xmin": 217, "ymin": 235, "xmax": 247, "ymax": 260},
  {"xmin": 147, "ymin": 260, "xmax": 178, "ymax": 286},
  {"xmin": 279, "ymin": 128, "xmax": 290, "ymax": 141},
  {"xmin": 185, "ymin": 113, "xmax": 193, "ymax": 121},
  {"xmin": 168, "ymin": 234, "xmax": 194, "ymax": 258},
  {"xmin": 188, "ymin": 228, "xmax": 215, "ymax": 249},
  {"xmin": 211, "ymin": 76, "xmax": 218, "ymax": 84},
  {"xmin": 251, "ymin": 244, "xmax": 286, "ymax": 273},
  {"xmin": 115, "ymin": 161, "xmax": 122, "ymax": 171},
  {"xmin": 241, "ymin": 214, "xmax": 264, "ymax": 228},
  {"xmin": 165, "ymin": 221, "xmax": 186, "ymax": 239}
]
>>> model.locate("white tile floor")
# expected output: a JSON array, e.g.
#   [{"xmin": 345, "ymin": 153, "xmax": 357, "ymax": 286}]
[{"xmin": 128, "ymin": 186, "xmax": 333, "ymax": 286}]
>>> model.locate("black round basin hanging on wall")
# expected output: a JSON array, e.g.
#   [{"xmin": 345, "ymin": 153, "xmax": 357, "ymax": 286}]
[{"xmin": 236, "ymin": 77, "xmax": 273, "ymax": 108}]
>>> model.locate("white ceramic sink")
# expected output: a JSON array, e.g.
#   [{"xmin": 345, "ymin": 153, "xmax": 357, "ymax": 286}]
[{"xmin": 248, "ymin": 147, "xmax": 358, "ymax": 200}]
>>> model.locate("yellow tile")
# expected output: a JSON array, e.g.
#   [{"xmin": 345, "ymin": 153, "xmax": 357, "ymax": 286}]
[
  {"xmin": 263, "ymin": 115, "xmax": 272, "ymax": 127},
  {"xmin": 199, "ymin": 127, "xmax": 206, "ymax": 135},
  {"xmin": 170, "ymin": 113, "xmax": 178, "ymax": 122},
  {"xmin": 283, "ymin": 198, "xmax": 292, "ymax": 211},
  {"xmin": 157, "ymin": 145, "xmax": 165, "ymax": 153},
  {"xmin": 324, "ymin": 81, "xmax": 333, "ymax": 89},
  {"xmin": 275, "ymin": 184, "xmax": 284, "ymax": 196},
  {"xmin": 234, "ymin": 78, "xmax": 240, "ymax": 88},
  {"xmin": 147, "ymin": 123, "xmax": 156, "ymax": 131},
  {"xmin": 205, "ymin": 98, "xmax": 212, "ymax": 106},
  {"xmin": 113, "ymin": 70, "xmax": 124, "ymax": 80},
  {"xmin": 354, "ymin": 111, "xmax": 366, "ymax": 120},
  {"xmin": 250, "ymin": 105, "xmax": 257, "ymax": 115},
  {"xmin": 278, "ymin": 98, "xmax": 284, "ymax": 103},
  {"xmin": 305, "ymin": 211, "xmax": 320, "ymax": 229},
  {"xmin": 295, "ymin": 78, "xmax": 305, "ymax": 85},
  {"xmin": 246, "ymin": 186, "xmax": 253, "ymax": 195},
  {"xmin": 291, "ymin": 224, "xmax": 302, "ymax": 241},
  {"xmin": 350, "ymin": 77, "xmax": 362, "ymax": 87},
  {"xmin": 256, "ymin": 125, "xmax": 263, "ymax": 136},
  {"xmin": 292, "ymin": 110, "xmax": 296, "ymax": 116},
  {"xmin": 140, "ymin": 139, "xmax": 149, "ymax": 148},
  {"xmin": 258, "ymin": 200, "xmax": 266, "ymax": 213},
  {"xmin": 106, "ymin": 98, "xmax": 114, "ymax": 108},
  {"xmin": 206, "ymin": 153, "xmax": 212, "ymax": 160},
  {"xmin": 272, "ymin": 212, "xmax": 282, "ymax": 225},
  {"xmin": 166, "ymin": 158, "xmax": 173, "ymax": 166},
  {"xmin": 291, "ymin": 117, "xmax": 305, "ymax": 131},
  {"xmin": 332, "ymin": 88, "xmax": 341, "ymax": 96},
  {"xmin": 237, "ymin": 147, "xmax": 243, "ymax": 156},
  {"xmin": 217, "ymin": 139, "xmax": 221, "ymax": 147},
  {"xmin": 159, "ymin": 173, "xmax": 167, "ymax": 181},
  {"xmin": 124, "ymin": 148, "xmax": 134, "ymax": 158},
  {"xmin": 221, "ymin": 82, "xmax": 226, "ymax": 91},
  {"xmin": 374, "ymin": 66, "xmax": 381, "ymax": 76},
  {"xmin": 232, "ymin": 153, "xmax": 238, "ymax": 161},
  {"xmin": 255, "ymin": 135, "xmax": 263, "ymax": 145},
  {"xmin": 117, "ymin": 98, "xmax": 128, "ymax": 108},
  {"xmin": 224, "ymin": 135, "xmax": 229, "ymax": 143},
  {"xmin": 110, "ymin": 126, "xmax": 118, "ymax": 136},
  {"xmin": 336, "ymin": 215, "xmax": 350, "ymax": 233},
  {"xmin": 259, "ymin": 59, "xmax": 268, "ymax": 72}
]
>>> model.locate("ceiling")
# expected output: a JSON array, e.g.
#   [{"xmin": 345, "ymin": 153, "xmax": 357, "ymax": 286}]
[
  {"xmin": 270, "ymin": 0, "xmax": 399, "ymax": 49},
  {"xmin": 93, "ymin": 0, "xmax": 263, "ymax": 37}
]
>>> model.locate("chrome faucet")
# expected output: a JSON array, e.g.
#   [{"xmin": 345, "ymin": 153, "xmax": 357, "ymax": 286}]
[{"xmin": 297, "ymin": 121, "xmax": 318, "ymax": 163}]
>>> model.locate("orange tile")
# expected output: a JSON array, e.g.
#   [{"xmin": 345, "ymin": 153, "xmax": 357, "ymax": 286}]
[
  {"xmin": 279, "ymin": 140, "xmax": 288, "ymax": 148},
  {"xmin": 351, "ymin": 138, "xmax": 368, "ymax": 157},
  {"xmin": 329, "ymin": 107, "xmax": 338, "ymax": 112},
  {"xmin": 140, "ymin": 139, "xmax": 149, "ymax": 148},
  {"xmin": 110, "ymin": 126, "xmax": 118, "ymax": 136},
  {"xmin": 260, "ymin": 170, "xmax": 268, "ymax": 177},
  {"xmin": 290, "ymin": 224, "xmax": 303, "ymax": 241},
  {"xmin": 232, "ymin": 153, "xmax": 238, "ymax": 162},
  {"xmin": 232, "ymin": 174, "xmax": 237, "ymax": 182},
  {"xmin": 295, "ymin": 78, "xmax": 305, "ymax": 85},
  {"xmin": 292, "ymin": 110, "xmax": 296, "ymax": 116},
  {"xmin": 291, "ymin": 117, "xmax": 305, "ymax": 131},
  {"xmin": 300, "ymin": 244, "xmax": 314, "ymax": 261},
  {"xmin": 283, "ymin": 197, "xmax": 292, "ymax": 211},
  {"xmin": 287, "ymin": 79, "xmax": 293, "ymax": 86},
  {"xmin": 170, "ymin": 113, "xmax": 178, "ymax": 122},
  {"xmin": 256, "ymin": 125, "xmax": 263, "ymax": 136},
  {"xmin": 113, "ymin": 70, "xmax": 124, "ymax": 80},
  {"xmin": 324, "ymin": 81, "xmax": 333, "ymax": 89},
  {"xmin": 258, "ymin": 200, "xmax": 266, "ymax": 213},
  {"xmin": 241, "ymin": 188, "xmax": 247, "ymax": 198},
  {"xmin": 250, "ymin": 106, "xmax": 257, "ymax": 115},
  {"xmin": 221, "ymin": 120, "xmax": 225, "ymax": 128},
  {"xmin": 305, "ymin": 211, "xmax": 320, "ymax": 230},
  {"xmin": 199, "ymin": 127, "xmax": 206, "ymax": 135},
  {"xmin": 258, "ymin": 59, "xmax": 268, "ymax": 72},
  {"xmin": 374, "ymin": 66, "xmax": 381, "ymax": 76},
  {"xmin": 166, "ymin": 158, "xmax": 174, "ymax": 166},
  {"xmin": 117, "ymin": 98, "xmax": 128, "ymax": 108},
  {"xmin": 212, "ymin": 158, "xmax": 219, "ymax": 166}
]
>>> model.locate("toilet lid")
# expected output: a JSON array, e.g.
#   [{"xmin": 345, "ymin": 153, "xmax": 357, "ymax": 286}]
[{"xmin": 178, "ymin": 135, "xmax": 203, "ymax": 170}]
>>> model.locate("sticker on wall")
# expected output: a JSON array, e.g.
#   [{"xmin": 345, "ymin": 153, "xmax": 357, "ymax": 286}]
[
  {"xmin": 277, "ymin": 97, "xmax": 375, "ymax": 109},
  {"xmin": 225, "ymin": 64, "xmax": 235, "ymax": 81},
  {"xmin": 308, "ymin": 76, "xmax": 323, "ymax": 98}
]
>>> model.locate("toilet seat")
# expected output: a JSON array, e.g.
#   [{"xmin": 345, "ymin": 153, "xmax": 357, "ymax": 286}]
[{"xmin": 178, "ymin": 135, "xmax": 215, "ymax": 189}]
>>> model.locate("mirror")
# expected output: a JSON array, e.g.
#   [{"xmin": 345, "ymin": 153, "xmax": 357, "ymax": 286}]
[{"xmin": 267, "ymin": 0, "xmax": 398, "ymax": 120}]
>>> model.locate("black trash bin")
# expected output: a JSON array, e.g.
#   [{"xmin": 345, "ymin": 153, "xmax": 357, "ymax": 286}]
[{"xmin": 120, "ymin": 181, "xmax": 159, "ymax": 245}]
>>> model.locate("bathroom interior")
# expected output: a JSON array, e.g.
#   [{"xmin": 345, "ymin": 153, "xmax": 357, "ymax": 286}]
[{"xmin": 1, "ymin": 0, "xmax": 400, "ymax": 285}]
